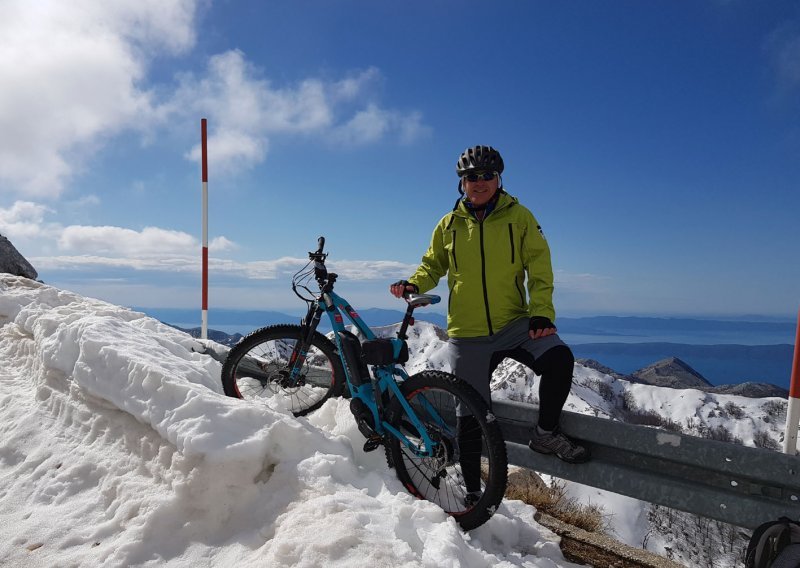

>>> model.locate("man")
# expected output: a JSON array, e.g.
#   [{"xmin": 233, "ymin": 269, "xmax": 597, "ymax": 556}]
[{"xmin": 390, "ymin": 145, "xmax": 589, "ymax": 474}]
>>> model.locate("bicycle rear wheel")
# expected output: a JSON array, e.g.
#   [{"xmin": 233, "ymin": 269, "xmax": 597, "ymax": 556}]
[
  {"xmin": 386, "ymin": 370, "xmax": 508, "ymax": 531},
  {"xmin": 220, "ymin": 324, "xmax": 344, "ymax": 416}
]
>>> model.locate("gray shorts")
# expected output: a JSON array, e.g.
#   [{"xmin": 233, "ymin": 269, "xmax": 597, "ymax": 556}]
[{"xmin": 448, "ymin": 317, "xmax": 566, "ymax": 415}]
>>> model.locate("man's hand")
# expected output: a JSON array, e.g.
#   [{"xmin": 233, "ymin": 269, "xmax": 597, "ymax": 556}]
[
  {"xmin": 529, "ymin": 316, "xmax": 557, "ymax": 340},
  {"xmin": 390, "ymin": 280, "xmax": 418, "ymax": 298}
]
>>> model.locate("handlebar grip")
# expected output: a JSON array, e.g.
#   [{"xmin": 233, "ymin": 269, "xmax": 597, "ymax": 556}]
[{"xmin": 316, "ymin": 236, "xmax": 325, "ymax": 255}]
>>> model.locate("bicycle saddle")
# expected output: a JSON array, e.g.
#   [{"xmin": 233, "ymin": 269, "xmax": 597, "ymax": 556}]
[{"xmin": 406, "ymin": 293, "xmax": 441, "ymax": 307}]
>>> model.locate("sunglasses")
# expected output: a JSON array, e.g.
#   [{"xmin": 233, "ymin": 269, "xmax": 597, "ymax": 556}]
[{"xmin": 463, "ymin": 171, "xmax": 497, "ymax": 182}]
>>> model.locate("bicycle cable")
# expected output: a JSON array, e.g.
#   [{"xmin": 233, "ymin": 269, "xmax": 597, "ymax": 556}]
[{"xmin": 291, "ymin": 260, "xmax": 318, "ymax": 302}]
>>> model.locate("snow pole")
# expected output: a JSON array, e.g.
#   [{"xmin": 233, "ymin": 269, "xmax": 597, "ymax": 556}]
[
  {"xmin": 783, "ymin": 307, "xmax": 800, "ymax": 454},
  {"xmin": 201, "ymin": 118, "xmax": 209, "ymax": 341}
]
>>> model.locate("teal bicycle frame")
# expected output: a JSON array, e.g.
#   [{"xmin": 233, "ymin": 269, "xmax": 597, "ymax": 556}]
[{"xmin": 289, "ymin": 273, "xmax": 447, "ymax": 459}]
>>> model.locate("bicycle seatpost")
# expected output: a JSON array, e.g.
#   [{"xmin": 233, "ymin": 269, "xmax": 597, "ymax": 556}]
[{"xmin": 397, "ymin": 300, "xmax": 416, "ymax": 339}]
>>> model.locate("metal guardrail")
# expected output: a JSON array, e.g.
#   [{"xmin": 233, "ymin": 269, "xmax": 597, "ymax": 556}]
[
  {"xmin": 493, "ymin": 398, "xmax": 800, "ymax": 530},
  {"xmin": 200, "ymin": 343, "xmax": 800, "ymax": 530}
]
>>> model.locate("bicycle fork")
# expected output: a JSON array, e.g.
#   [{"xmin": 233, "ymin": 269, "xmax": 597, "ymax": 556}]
[{"xmin": 284, "ymin": 302, "xmax": 324, "ymax": 386}]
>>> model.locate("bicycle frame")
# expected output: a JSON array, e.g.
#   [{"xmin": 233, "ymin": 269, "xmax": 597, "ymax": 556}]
[{"xmin": 291, "ymin": 289, "xmax": 448, "ymax": 458}]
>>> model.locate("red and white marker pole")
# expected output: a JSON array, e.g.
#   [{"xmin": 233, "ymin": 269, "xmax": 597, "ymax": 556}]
[
  {"xmin": 783, "ymin": 307, "xmax": 800, "ymax": 454},
  {"xmin": 200, "ymin": 118, "xmax": 209, "ymax": 340}
]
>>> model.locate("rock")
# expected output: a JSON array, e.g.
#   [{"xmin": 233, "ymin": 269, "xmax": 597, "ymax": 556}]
[
  {"xmin": 507, "ymin": 467, "xmax": 547, "ymax": 492},
  {"xmin": 0, "ymin": 234, "xmax": 37, "ymax": 280},
  {"xmin": 630, "ymin": 357, "xmax": 712, "ymax": 389}
]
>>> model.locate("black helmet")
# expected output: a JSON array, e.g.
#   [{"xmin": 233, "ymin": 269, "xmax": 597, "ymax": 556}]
[{"xmin": 456, "ymin": 145, "xmax": 504, "ymax": 177}]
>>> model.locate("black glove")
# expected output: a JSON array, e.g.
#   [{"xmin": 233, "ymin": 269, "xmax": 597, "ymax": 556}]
[
  {"xmin": 529, "ymin": 316, "xmax": 556, "ymax": 334},
  {"xmin": 391, "ymin": 280, "xmax": 418, "ymax": 293}
]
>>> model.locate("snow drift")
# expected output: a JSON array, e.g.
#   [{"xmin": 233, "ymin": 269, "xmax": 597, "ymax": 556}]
[{"xmin": 0, "ymin": 275, "xmax": 577, "ymax": 567}]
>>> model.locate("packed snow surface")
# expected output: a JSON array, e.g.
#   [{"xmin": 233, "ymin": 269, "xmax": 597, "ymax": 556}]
[{"xmin": 0, "ymin": 276, "xmax": 582, "ymax": 567}]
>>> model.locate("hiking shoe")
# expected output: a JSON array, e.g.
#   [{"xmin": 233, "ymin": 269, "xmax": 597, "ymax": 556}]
[
  {"xmin": 528, "ymin": 426, "xmax": 590, "ymax": 464},
  {"xmin": 463, "ymin": 491, "xmax": 481, "ymax": 509}
]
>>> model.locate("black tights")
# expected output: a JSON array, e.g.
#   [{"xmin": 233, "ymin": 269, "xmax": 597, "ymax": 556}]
[
  {"xmin": 457, "ymin": 344, "xmax": 575, "ymax": 494},
  {"xmin": 489, "ymin": 344, "xmax": 575, "ymax": 431}
]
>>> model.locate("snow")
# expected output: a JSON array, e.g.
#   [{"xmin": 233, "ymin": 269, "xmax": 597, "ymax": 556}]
[{"xmin": 0, "ymin": 275, "xmax": 582, "ymax": 567}]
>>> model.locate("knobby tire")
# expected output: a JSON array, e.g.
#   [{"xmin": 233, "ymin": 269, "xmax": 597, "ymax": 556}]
[{"xmin": 386, "ymin": 370, "xmax": 508, "ymax": 531}]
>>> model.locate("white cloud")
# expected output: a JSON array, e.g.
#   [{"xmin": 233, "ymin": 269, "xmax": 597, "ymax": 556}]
[
  {"xmin": 33, "ymin": 253, "xmax": 418, "ymax": 282},
  {"xmin": 0, "ymin": 5, "xmax": 429, "ymax": 197},
  {"xmin": 0, "ymin": 0, "xmax": 199, "ymax": 198},
  {"xmin": 764, "ymin": 23, "xmax": 800, "ymax": 93},
  {"xmin": 331, "ymin": 68, "xmax": 382, "ymax": 100},
  {"xmin": 179, "ymin": 51, "xmax": 430, "ymax": 172},
  {"xmin": 58, "ymin": 225, "xmax": 198, "ymax": 256},
  {"xmin": 327, "ymin": 260, "xmax": 419, "ymax": 280},
  {"xmin": 331, "ymin": 105, "xmax": 432, "ymax": 147},
  {"xmin": 332, "ymin": 104, "xmax": 390, "ymax": 145},
  {"xmin": 553, "ymin": 269, "xmax": 612, "ymax": 291},
  {"xmin": 0, "ymin": 201, "xmax": 57, "ymax": 239},
  {"xmin": 209, "ymin": 236, "xmax": 237, "ymax": 252}
]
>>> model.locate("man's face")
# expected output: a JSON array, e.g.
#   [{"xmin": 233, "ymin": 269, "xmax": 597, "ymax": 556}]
[{"xmin": 463, "ymin": 171, "xmax": 499, "ymax": 207}]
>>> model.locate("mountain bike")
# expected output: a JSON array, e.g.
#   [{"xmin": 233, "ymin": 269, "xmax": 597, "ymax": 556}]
[{"xmin": 221, "ymin": 237, "xmax": 508, "ymax": 530}]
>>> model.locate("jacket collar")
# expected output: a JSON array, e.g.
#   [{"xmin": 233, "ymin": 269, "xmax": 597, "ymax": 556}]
[{"xmin": 452, "ymin": 190, "xmax": 518, "ymax": 219}]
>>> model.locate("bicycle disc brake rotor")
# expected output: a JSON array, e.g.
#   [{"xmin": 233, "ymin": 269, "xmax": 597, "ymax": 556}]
[
  {"xmin": 419, "ymin": 426, "xmax": 455, "ymax": 486},
  {"xmin": 257, "ymin": 361, "xmax": 305, "ymax": 392}
]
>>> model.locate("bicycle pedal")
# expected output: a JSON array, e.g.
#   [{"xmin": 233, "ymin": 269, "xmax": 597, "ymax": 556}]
[{"xmin": 363, "ymin": 436, "xmax": 383, "ymax": 453}]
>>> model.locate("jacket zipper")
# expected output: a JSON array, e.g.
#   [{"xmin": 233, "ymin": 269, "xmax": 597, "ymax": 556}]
[
  {"xmin": 508, "ymin": 223, "xmax": 515, "ymax": 264},
  {"xmin": 515, "ymin": 277, "xmax": 525, "ymax": 306},
  {"xmin": 451, "ymin": 230, "xmax": 458, "ymax": 270},
  {"xmin": 479, "ymin": 220, "xmax": 493, "ymax": 336}
]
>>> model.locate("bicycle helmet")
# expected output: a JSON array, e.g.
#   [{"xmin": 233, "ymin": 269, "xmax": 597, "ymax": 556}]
[{"xmin": 456, "ymin": 145, "xmax": 504, "ymax": 177}]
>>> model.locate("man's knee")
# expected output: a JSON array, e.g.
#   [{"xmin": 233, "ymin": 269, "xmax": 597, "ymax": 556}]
[{"xmin": 533, "ymin": 345, "xmax": 574, "ymax": 377}]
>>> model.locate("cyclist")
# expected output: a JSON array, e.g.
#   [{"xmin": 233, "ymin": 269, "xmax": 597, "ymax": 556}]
[{"xmin": 390, "ymin": 145, "xmax": 589, "ymax": 501}]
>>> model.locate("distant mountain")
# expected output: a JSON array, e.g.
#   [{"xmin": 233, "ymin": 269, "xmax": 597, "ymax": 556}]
[
  {"xmin": 576, "ymin": 358, "xmax": 629, "ymax": 382},
  {"xmin": 579, "ymin": 356, "xmax": 788, "ymax": 398},
  {"xmin": 571, "ymin": 342, "xmax": 793, "ymax": 388},
  {"xmin": 132, "ymin": 307, "xmax": 300, "ymax": 327},
  {"xmin": 629, "ymin": 357, "xmax": 712, "ymax": 389},
  {"xmin": 169, "ymin": 325, "xmax": 244, "ymax": 347},
  {"xmin": 143, "ymin": 305, "xmax": 793, "ymax": 388},
  {"xmin": 709, "ymin": 382, "xmax": 789, "ymax": 398},
  {"xmin": 134, "ymin": 306, "xmax": 448, "ymax": 331},
  {"xmin": 350, "ymin": 308, "xmax": 447, "ymax": 329},
  {"xmin": 558, "ymin": 315, "xmax": 795, "ymax": 336},
  {"xmin": 136, "ymin": 308, "xmax": 795, "ymax": 344}
]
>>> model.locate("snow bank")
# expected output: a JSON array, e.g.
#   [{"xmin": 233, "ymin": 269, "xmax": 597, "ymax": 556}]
[{"xmin": 0, "ymin": 276, "xmax": 577, "ymax": 567}]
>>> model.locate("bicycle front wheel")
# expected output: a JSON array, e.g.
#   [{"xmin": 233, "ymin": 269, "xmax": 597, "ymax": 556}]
[
  {"xmin": 386, "ymin": 370, "xmax": 508, "ymax": 531},
  {"xmin": 220, "ymin": 324, "xmax": 345, "ymax": 416}
]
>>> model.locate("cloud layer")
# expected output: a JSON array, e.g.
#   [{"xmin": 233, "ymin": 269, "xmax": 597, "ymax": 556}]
[{"xmin": 1, "ymin": 201, "xmax": 416, "ymax": 281}]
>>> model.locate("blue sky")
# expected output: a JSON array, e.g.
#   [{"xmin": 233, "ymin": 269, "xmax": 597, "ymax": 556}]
[{"xmin": 1, "ymin": 1, "xmax": 799, "ymax": 320}]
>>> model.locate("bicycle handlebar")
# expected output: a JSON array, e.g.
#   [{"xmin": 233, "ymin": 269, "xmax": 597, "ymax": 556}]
[{"xmin": 316, "ymin": 236, "xmax": 325, "ymax": 255}]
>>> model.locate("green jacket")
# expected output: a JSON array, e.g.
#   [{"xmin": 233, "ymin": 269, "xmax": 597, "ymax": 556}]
[{"xmin": 408, "ymin": 191, "xmax": 555, "ymax": 338}]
